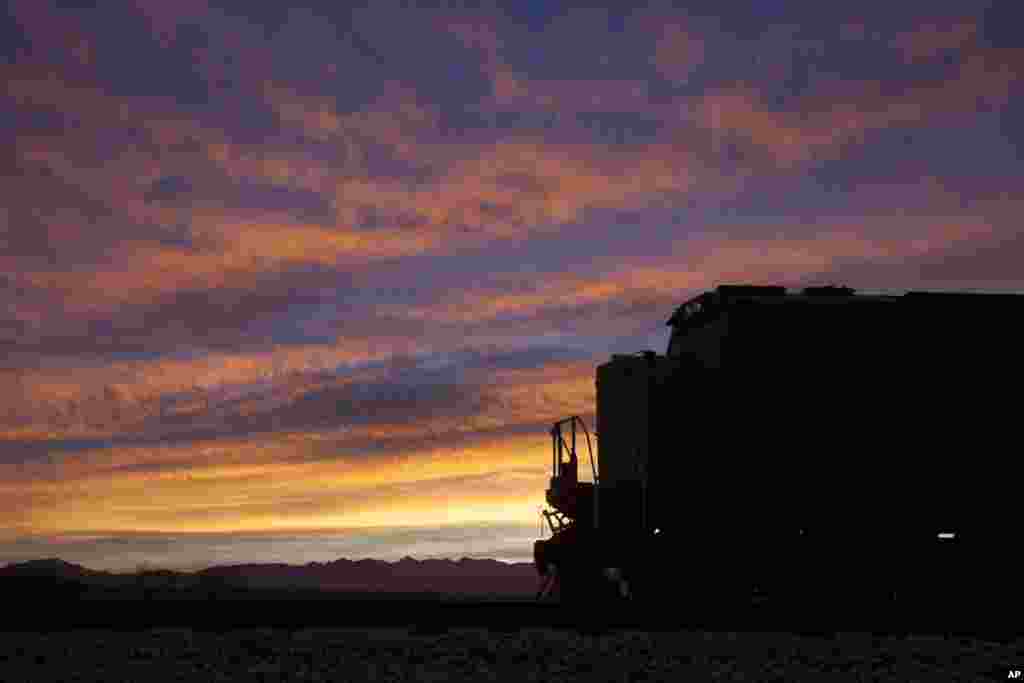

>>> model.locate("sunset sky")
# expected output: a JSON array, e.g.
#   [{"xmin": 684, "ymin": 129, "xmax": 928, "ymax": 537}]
[{"xmin": 2, "ymin": 1, "xmax": 1021, "ymax": 571}]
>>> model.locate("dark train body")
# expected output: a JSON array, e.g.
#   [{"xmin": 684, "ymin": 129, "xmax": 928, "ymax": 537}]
[{"xmin": 534, "ymin": 285, "xmax": 1022, "ymax": 609}]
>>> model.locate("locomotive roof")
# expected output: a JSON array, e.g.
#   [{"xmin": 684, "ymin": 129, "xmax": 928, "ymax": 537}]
[{"xmin": 665, "ymin": 284, "xmax": 1024, "ymax": 330}]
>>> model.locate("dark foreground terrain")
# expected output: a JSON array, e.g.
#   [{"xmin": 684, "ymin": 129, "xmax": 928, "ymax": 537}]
[
  {"xmin": 2, "ymin": 625, "xmax": 1019, "ymax": 682},
  {"xmin": 1, "ymin": 572, "xmax": 1021, "ymax": 635},
  {"xmin": 1, "ymin": 575, "xmax": 1020, "ymax": 681}
]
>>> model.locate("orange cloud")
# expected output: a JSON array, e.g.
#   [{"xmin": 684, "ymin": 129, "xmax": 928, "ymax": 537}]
[
  {"xmin": 11, "ymin": 425, "xmax": 558, "ymax": 535},
  {"xmin": 433, "ymin": 137, "xmax": 710, "ymax": 228},
  {"xmin": 7, "ymin": 70, "xmax": 451, "ymax": 306},
  {"xmin": 1, "ymin": 341, "xmax": 598, "ymax": 468},
  {"xmin": 218, "ymin": 90, "xmax": 719, "ymax": 248},
  {"xmin": 3, "ymin": 65, "xmax": 724, "ymax": 317},
  {"xmin": 264, "ymin": 80, "xmax": 696, "ymax": 239},
  {"xmin": 0, "ymin": 346, "xmax": 391, "ymax": 441},
  {"xmin": 697, "ymin": 89, "xmax": 842, "ymax": 167},
  {"xmin": 24, "ymin": 206, "xmax": 444, "ymax": 308}
]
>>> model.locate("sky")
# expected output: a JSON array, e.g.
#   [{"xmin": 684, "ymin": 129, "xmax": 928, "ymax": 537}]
[{"xmin": 1, "ymin": 0, "xmax": 1021, "ymax": 571}]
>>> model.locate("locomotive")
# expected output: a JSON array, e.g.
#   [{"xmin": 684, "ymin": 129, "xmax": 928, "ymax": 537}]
[{"xmin": 533, "ymin": 284, "xmax": 1022, "ymax": 610}]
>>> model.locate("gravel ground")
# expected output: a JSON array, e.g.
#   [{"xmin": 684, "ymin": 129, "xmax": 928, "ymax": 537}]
[{"xmin": 0, "ymin": 628, "xmax": 1018, "ymax": 682}]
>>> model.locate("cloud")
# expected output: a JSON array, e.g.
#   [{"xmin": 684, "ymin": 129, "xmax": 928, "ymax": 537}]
[
  {"xmin": 2, "ymin": 1, "xmax": 1021, "ymax": 550},
  {"xmin": 24, "ymin": 3, "xmax": 1011, "ymax": 333},
  {"xmin": 690, "ymin": 39, "xmax": 1018, "ymax": 169},
  {"xmin": 264, "ymin": 80, "xmax": 439, "ymax": 165},
  {"xmin": 374, "ymin": 214, "xmax": 997, "ymax": 326},
  {"xmin": 652, "ymin": 22, "xmax": 705, "ymax": 84},
  {"xmin": 890, "ymin": 20, "xmax": 978, "ymax": 62},
  {"xmin": 5, "ymin": 426, "xmax": 558, "ymax": 536},
  {"xmin": 0, "ymin": 345, "xmax": 597, "ymax": 466}
]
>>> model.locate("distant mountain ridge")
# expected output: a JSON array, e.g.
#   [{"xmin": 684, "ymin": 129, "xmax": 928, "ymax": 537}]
[
  {"xmin": 0, "ymin": 556, "xmax": 540, "ymax": 597},
  {"xmin": 0, "ymin": 558, "xmax": 96, "ymax": 578}
]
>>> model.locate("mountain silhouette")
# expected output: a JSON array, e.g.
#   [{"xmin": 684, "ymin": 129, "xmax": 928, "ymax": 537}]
[
  {"xmin": 0, "ymin": 558, "xmax": 97, "ymax": 578},
  {"xmin": 197, "ymin": 556, "xmax": 538, "ymax": 595},
  {"xmin": 0, "ymin": 557, "xmax": 539, "ymax": 598}
]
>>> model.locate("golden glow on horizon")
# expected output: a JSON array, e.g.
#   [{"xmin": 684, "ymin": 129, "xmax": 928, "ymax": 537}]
[
  {"xmin": 14, "ymin": 430, "xmax": 556, "ymax": 536},
  {"xmin": 310, "ymin": 497, "xmax": 542, "ymax": 530}
]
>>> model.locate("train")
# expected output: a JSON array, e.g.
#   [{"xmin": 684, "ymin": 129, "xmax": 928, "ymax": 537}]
[{"xmin": 533, "ymin": 284, "xmax": 1022, "ymax": 611}]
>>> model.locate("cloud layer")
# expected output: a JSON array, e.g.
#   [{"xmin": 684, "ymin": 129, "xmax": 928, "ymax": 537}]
[{"xmin": 1, "ymin": 1, "xmax": 1021, "ymax": 567}]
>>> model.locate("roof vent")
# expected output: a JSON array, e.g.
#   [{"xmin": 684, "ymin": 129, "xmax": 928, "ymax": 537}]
[{"xmin": 802, "ymin": 286, "xmax": 856, "ymax": 296}]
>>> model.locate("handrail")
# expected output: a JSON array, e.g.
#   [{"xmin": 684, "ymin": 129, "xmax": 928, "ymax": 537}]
[{"xmin": 551, "ymin": 415, "xmax": 597, "ymax": 485}]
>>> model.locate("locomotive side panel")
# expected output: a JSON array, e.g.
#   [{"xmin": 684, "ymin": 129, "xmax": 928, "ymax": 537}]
[{"xmin": 656, "ymin": 295, "xmax": 1021, "ymax": 551}]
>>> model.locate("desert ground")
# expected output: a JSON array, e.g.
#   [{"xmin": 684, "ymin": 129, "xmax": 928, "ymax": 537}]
[{"xmin": 2, "ymin": 627, "xmax": 1017, "ymax": 682}]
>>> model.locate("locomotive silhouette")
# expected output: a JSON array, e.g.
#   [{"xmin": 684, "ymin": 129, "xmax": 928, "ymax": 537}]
[{"xmin": 533, "ymin": 284, "xmax": 1022, "ymax": 611}]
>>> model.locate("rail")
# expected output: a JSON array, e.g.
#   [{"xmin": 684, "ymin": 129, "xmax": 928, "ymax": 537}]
[{"xmin": 550, "ymin": 416, "xmax": 597, "ymax": 485}]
